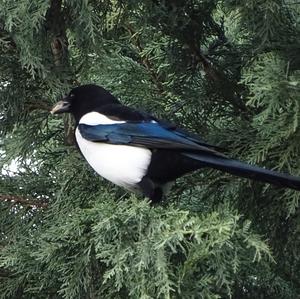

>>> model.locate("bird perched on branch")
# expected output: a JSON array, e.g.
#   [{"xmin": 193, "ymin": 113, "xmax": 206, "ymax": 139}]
[{"xmin": 51, "ymin": 84, "xmax": 300, "ymax": 202}]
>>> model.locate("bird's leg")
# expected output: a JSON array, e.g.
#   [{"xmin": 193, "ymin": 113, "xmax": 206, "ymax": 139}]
[
  {"xmin": 150, "ymin": 188, "xmax": 163, "ymax": 205},
  {"xmin": 138, "ymin": 177, "xmax": 163, "ymax": 204}
]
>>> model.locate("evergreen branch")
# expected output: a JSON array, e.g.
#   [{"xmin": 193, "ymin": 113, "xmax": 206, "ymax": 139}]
[
  {"xmin": 185, "ymin": 40, "xmax": 249, "ymax": 116},
  {"xmin": 0, "ymin": 1, "xmax": 299, "ymax": 296},
  {"xmin": 0, "ymin": 268, "xmax": 13, "ymax": 278},
  {"xmin": 187, "ymin": 42, "xmax": 221, "ymax": 81},
  {"xmin": 63, "ymin": 115, "xmax": 76, "ymax": 145},
  {"xmin": 47, "ymin": 0, "xmax": 69, "ymax": 67},
  {"xmin": 285, "ymin": 1, "xmax": 300, "ymax": 5},
  {"xmin": 27, "ymin": 101, "xmax": 52, "ymax": 112},
  {"xmin": 0, "ymin": 20, "xmax": 17, "ymax": 51},
  {"xmin": 125, "ymin": 25, "xmax": 164, "ymax": 94},
  {"xmin": 150, "ymin": 0, "xmax": 249, "ymax": 116},
  {"xmin": 0, "ymin": 33, "xmax": 17, "ymax": 51},
  {"xmin": 279, "ymin": 268, "xmax": 300, "ymax": 290},
  {"xmin": 46, "ymin": 0, "xmax": 75, "ymax": 145},
  {"xmin": 0, "ymin": 194, "xmax": 48, "ymax": 208}
]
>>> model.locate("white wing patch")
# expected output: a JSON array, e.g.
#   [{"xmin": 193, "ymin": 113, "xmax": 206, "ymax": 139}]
[
  {"xmin": 79, "ymin": 111, "xmax": 126, "ymax": 125},
  {"xmin": 76, "ymin": 112, "xmax": 151, "ymax": 190}
]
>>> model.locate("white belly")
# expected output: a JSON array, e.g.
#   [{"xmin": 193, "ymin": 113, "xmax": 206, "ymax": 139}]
[{"xmin": 75, "ymin": 128, "xmax": 151, "ymax": 190}]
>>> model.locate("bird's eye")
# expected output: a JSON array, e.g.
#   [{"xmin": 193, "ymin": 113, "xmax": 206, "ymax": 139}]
[{"xmin": 69, "ymin": 93, "xmax": 75, "ymax": 98}]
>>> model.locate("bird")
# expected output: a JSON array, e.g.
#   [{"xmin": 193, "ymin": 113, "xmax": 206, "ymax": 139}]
[{"xmin": 51, "ymin": 84, "xmax": 300, "ymax": 203}]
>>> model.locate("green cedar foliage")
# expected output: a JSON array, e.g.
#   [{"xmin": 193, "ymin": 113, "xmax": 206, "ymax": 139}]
[{"xmin": 0, "ymin": 0, "xmax": 299, "ymax": 298}]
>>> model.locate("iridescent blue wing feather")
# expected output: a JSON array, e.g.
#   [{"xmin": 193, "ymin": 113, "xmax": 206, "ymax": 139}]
[{"xmin": 78, "ymin": 122, "xmax": 223, "ymax": 155}]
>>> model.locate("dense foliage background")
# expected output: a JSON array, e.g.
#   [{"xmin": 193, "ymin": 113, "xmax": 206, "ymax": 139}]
[{"xmin": 0, "ymin": 0, "xmax": 299, "ymax": 298}]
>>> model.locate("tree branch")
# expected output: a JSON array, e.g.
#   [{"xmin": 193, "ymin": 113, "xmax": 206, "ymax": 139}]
[
  {"xmin": 125, "ymin": 25, "xmax": 164, "ymax": 94},
  {"xmin": 27, "ymin": 101, "xmax": 52, "ymax": 112},
  {"xmin": 184, "ymin": 36, "xmax": 249, "ymax": 115},
  {"xmin": 0, "ymin": 194, "xmax": 48, "ymax": 208},
  {"xmin": 0, "ymin": 20, "xmax": 17, "ymax": 51},
  {"xmin": 150, "ymin": 0, "xmax": 250, "ymax": 117},
  {"xmin": 46, "ymin": 0, "xmax": 75, "ymax": 145}
]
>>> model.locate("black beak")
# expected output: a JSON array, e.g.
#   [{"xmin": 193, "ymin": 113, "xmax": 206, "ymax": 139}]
[{"xmin": 50, "ymin": 97, "xmax": 71, "ymax": 114}]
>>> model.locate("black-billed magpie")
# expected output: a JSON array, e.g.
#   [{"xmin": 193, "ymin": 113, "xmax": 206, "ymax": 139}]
[{"xmin": 51, "ymin": 84, "xmax": 300, "ymax": 202}]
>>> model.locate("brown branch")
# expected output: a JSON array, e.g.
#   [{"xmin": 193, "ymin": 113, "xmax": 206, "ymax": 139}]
[
  {"xmin": 27, "ymin": 101, "xmax": 52, "ymax": 112},
  {"xmin": 0, "ymin": 194, "xmax": 48, "ymax": 208},
  {"xmin": 63, "ymin": 114, "xmax": 76, "ymax": 145},
  {"xmin": 51, "ymin": 37, "xmax": 65, "ymax": 67},
  {"xmin": 47, "ymin": 0, "xmax": 69, "ymax": 67},
  {"xmin": 125, "ymin": 25, "xmax": 164, "ymax": 94}
]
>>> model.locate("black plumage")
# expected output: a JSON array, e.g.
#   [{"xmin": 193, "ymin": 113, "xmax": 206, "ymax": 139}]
[{"xmin": 51, "ymin": 84, "xmax": 300, "ymax": 202}]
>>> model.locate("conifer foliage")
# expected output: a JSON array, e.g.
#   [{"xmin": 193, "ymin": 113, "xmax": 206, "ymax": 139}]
[{"xmin": 0, "ymin": 0, "xmax": 299, "ymax": 298}]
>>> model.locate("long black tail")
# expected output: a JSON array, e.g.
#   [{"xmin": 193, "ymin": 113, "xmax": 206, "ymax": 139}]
[{"xmin": 184, "ymin": 153, "xmax": 300, "ymax": 191}]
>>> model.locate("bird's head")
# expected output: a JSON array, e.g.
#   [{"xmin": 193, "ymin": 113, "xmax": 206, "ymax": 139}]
[{"xmin": 51, "ymin": 84, "xmax": 119, "ymax": 122}]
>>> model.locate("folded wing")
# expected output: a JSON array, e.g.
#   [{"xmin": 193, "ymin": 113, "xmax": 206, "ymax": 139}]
[
  {"xmin": 78, "ymin": 121, "xmax": 300, "ymax": 191},
  {"xmin": 78, "ymin": 122, "xmax": 225, "ymax": 156}
]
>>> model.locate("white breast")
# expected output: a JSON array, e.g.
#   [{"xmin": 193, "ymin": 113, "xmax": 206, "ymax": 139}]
[{"xmin": 75, "ymin": 112, "xmax": 152, "ymax": 190}]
